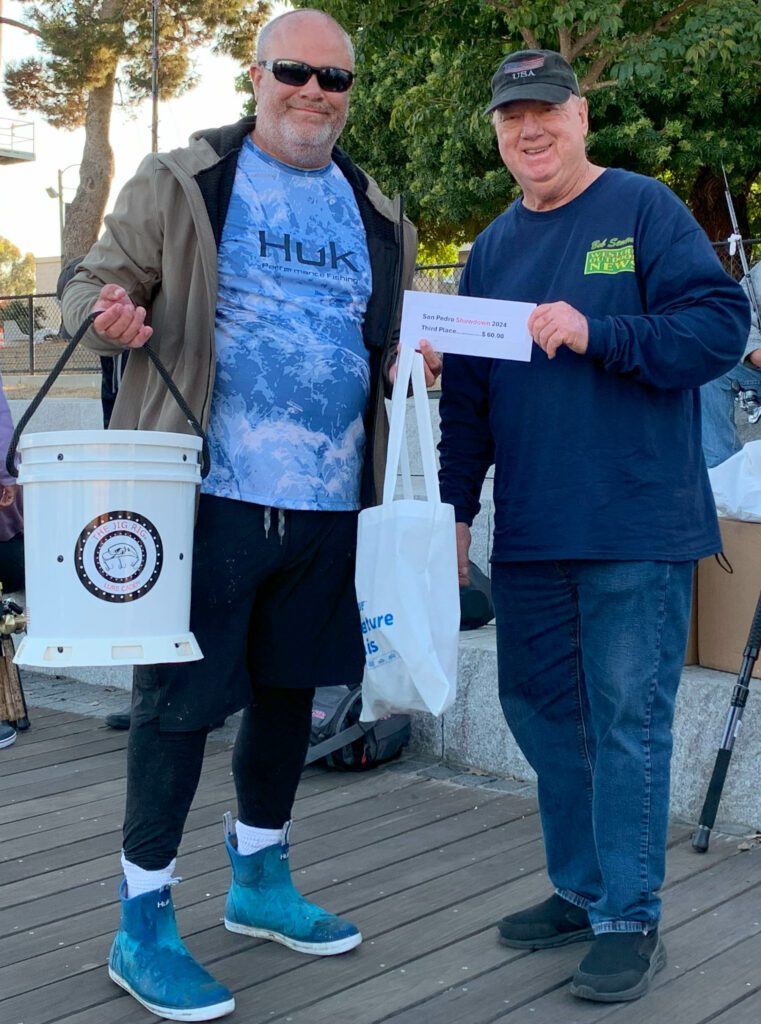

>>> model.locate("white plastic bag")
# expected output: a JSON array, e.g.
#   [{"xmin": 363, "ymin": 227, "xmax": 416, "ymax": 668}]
[
  {"xmin": 708, "ymin": 439, "xmax": 761, "ymax": 521},
  {"xmin": 355, "ymin": 344, "xmax": 459, "ymax": 722}
]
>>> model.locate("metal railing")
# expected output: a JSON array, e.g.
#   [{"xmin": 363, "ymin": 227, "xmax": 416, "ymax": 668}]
[{"xmin": 0, "ymin": 117, "xmax": 35, "ymax": 163}]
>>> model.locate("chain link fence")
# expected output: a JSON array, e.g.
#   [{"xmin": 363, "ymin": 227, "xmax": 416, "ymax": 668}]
[
  {"xmin": 413, "ymin": 263, "xmax": 464, "ymax": 296},
  {"xmin": 0, "ymin": 293, "xmax": 99, "ymax": 375},
  {"xmin": 1, "ymin": 240, "xmax": 756, "ymax": 376}
]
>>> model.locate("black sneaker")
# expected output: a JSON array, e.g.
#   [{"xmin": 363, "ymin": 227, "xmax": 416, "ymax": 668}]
[
  {"xmin": 497, "ymin": 893, "xmax": 593, "ymax": 949},
  {"xmin": 570, "ymin": 928, "xmax": 666, "ymax": 1002},
  {"xmin": 105, "ymin": 710, "xmax": 227, "ymax": 731},
  {"xmin": 105, "ymin": 708, "xmax": 131, "ymax": 730}
]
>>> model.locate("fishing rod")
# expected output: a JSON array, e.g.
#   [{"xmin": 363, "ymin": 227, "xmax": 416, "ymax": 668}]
[{"xmin": 722, "ymin": 164, "xmax": 761, "ymax": 326}]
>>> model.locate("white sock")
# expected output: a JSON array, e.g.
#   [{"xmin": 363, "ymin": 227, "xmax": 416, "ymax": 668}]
[
  {"xmin": 121, "ymin": 852, "xmax": 177, "ymax": 899},
  {"xmin": 235, "ymin": 820, "xmax": 282, "ymax": 856}
]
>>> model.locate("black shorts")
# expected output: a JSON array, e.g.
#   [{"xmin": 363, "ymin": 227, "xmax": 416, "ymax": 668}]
[{"xmin": 132, "ymin": 495, "xmax": 365, "ymax": 731}]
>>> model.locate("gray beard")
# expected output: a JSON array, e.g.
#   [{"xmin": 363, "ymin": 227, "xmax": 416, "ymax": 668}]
[{"xmin": 274, "ymin": 112, "xmax": 347, "ymax": 167}]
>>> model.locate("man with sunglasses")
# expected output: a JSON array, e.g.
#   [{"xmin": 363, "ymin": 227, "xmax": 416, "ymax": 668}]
[
  {"xmin": 63, "ymin": 9, "xmax": 437, "ymax": 1020},
  {"xmin": 437, "ymin": 49, "xmax": 748, "ymax": 1003}
]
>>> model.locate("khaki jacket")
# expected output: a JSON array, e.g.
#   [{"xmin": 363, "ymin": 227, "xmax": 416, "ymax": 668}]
[{"xmin": 62, "ymin": 117, "xmax": 417, "ymax": 506}]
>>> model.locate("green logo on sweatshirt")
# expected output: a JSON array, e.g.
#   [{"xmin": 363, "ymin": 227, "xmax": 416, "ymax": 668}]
[{"xmin": 584, "ymin": 238, "xmax": 635, "ymax": 275}]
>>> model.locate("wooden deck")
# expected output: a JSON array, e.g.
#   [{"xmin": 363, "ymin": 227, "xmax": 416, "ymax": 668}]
[{"xmin": 3, "ymin": 703, "xmax": 761, "ymax": 1024}]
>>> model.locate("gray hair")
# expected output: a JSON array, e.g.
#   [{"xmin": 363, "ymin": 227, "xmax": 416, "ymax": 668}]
[{"xmin": 255, "ymin": 9, "xmax": 355, "ymax": 65}]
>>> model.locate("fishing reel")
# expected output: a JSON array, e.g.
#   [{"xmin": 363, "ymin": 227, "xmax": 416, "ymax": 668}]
[
  {"xmin": 0, "ymin": 586, "xmax": 26, "ymax": 636},
  {"xmin": 730, "ymin": 380, "xmax": 761, "ymax": 425}
]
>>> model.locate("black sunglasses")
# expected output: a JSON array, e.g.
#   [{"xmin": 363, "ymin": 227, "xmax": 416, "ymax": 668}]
[{"xmin": 257, "ymin": 59, "xmax": 354, "ymax": 93}]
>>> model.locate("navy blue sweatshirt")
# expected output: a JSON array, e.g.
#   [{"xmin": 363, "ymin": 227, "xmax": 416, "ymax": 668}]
[{"xmin": 438, "ymin": 168, "xmax": 750, "ymax": 562}]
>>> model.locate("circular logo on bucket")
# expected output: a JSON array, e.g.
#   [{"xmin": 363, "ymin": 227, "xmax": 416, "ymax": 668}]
[{"xmin": 75, "ymin": 511, "xmax": 163, "ymax": 602}]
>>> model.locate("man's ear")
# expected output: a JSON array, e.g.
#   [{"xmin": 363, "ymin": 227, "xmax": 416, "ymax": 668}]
[
  {"xmin": 578, "ymin": 96, "xmax": 589, "ymax": 137},
  {"xmin": 249, "ymin": 64, "xmax": 262, "ymax": 101}
]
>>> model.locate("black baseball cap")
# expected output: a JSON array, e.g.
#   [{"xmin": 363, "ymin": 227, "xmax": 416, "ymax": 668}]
[{"xmin": 486, "ymin": 49, "xmax": 580, "ymax": 113}]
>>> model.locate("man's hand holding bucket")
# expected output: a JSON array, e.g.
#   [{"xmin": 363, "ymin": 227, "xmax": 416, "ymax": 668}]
[{"xmin": 92, "ymin": 285, "xmax": 153, "ymax": 348}]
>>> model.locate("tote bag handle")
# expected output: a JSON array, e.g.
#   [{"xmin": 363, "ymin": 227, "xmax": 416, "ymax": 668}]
[{"xmin": 383, "ymin": 344, "xmax": 440, "ymax": 506}]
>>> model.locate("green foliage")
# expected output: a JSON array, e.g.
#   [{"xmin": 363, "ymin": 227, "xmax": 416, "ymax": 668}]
[
  {"xmin": 0, "ymin": 238, "xmax": 35, "ymax": 296},
  {"xmin": 3, "ymin": 0, "xmax": 272, "ymax": 130},
  {"xmin": 0, "ymin": 238, "xmax": 46, "ymax": 329},
  {"xmin": 416, "ymin": 238, "xmax": 462, "ymax": 266},
  {"xmin": 292, "ymin": 0, "xmax": 761, "ymax": 244}
]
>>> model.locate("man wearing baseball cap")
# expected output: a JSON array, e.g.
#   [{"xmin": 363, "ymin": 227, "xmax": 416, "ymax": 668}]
[{"xmin": 438, "ymin": 49, "xmax": 749, "ymax": 1002}]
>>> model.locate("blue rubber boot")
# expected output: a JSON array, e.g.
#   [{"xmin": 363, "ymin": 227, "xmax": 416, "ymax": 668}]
[
  {"xmin": 109, "ymin": 880, "xmax": 235, "ymax": 1021},
  {"xmin": 223, "ymin": 813, "xmax": 361, "ymax": 955}
]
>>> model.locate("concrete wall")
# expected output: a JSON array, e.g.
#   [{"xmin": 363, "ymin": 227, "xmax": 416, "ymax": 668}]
[
  {"xmin": 8, "ymin": 396, "xmax": 103, "ymax": 433},
  {"xmin": 35, "ymin": 256, "xmax": 63, "ymax": 296}
]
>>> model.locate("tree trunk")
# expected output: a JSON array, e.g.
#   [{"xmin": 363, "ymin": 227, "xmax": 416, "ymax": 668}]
[
  {"xmin": 62, "ymin": 70, "xmax": 116, "ymax": 263},
  {"xmin": 689, "ymin": 166, "xmax": 750, "ymax": 243}
]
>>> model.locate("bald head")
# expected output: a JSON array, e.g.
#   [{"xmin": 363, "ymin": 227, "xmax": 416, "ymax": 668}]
[{"xmin": 256, "ymin": 9, "xmax": 354, "ymax": 65}]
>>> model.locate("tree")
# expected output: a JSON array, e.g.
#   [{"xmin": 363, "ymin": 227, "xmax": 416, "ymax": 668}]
[
  {"xmin": 0, "ymin": 235, "xmax": 35, "ymax": 295},
  {"xmin": 291, "ymin": 0, "xmax": 761, "ymax": 247},
  {"xmin": 2, "ymin": 0, "xmax": 272, "ymax": 261},
  {"xmin": 0, "ymin": 235, "xmax": 47, "ymax": 332}
]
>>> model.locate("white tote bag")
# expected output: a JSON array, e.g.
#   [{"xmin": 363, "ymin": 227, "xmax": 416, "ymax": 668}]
[
  {"xmin": 356, "ymin": 343, "xmax": 459, "ymax": 722},
  {"xmin": 708, "ymin": 439, "xmax": 761, "ymax": 521}
]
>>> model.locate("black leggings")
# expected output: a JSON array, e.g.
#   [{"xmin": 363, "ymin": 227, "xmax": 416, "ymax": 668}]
[{"xmin": 123, "ymin": 683, "xmax": 315, "ymax": 870}]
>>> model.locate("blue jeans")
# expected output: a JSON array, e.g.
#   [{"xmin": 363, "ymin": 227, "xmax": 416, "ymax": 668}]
[
  {"xmin": 701, "ymin": 362, "xmax": 761, "ymax": 468},
  {"xmin": 491, "ymin": 559, "xmax": 694, "ymax": 933}
]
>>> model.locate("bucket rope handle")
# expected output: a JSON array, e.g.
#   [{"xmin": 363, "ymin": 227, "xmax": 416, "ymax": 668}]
[{"xmin": 6, "ymin": 312, "xmax": 210, "ymax": 479}]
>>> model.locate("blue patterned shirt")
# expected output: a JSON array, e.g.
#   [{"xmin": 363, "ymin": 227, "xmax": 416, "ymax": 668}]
[{"xmin": 202, "ymin": 138, "xmax": 372, "ymax": 510}]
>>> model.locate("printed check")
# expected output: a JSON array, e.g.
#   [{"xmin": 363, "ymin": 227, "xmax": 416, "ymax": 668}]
[{"xmin": 400, "ymin": 290, "xmax": 535, "ymax": 361}]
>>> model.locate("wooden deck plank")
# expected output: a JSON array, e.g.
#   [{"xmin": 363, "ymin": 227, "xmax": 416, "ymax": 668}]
[
  {"xmin": 0, "ymin": 789, "xmax": 522, "ymax": 944},
  {"xmin": 0, "ymin": 781, "xmax": 513, "ymax": 908},
  {"xmin": 0, "ymin": 771, "xmax": 524, "ymax": 902},
  {"xmin": 0, "ymin": 778, "xmax": 128, "ymax": 826},
  {"xmin": 9, "ymin": 725, "xmax": 115, "ymax": 752},
  {"xmin": 0, "ymin": 779, "xmax": 501, "ymax": 884},
  {"xmin": 2, "ymin": 754, "xmax": 132, "ymax": 800},
  {"xmin": 0, "ymin": 830, "xmax": 545, "ymax": 1000},
  {"xmin": 3, "ymin": 704, "xmax": 758, "ymax": 1024},
  {"xmin": 0, "ymin": 812, "xmax": 543, "ymax": 973},
  {"xmin": 0, "ymin": 738, "xmax": 416, "ymax": 832},
  {"xmin": 2, "ymin": 735, "xmax": 133, "ymax": 776},
  {"xmin": 373, "ymin": 858, "xmax": 761, "ymax": 1024},
  {"xmin": 1, "ymin": 796, "xmax": 531, "ymax": 1021},
  {"xmin": 707, "ymin": 994, "xmax": 761, "ymax": 1024},
  {"xmin": 229, "ymin": 838, "xmax": 751, "ymax": 1024},
  {"xmin": 0, "ymin": 758, "xmax": 430, "ymax": 855},
  {"xmin": 10, "ymin": 707, "xmax": 92, "ymax": 731},
  {"xmin": 606, "ymin": 932, "xmax": 761, "ymax": 1023},
  {"xmin": 9, "ymin": 715, "xmax": 104, "ymax": 739},
  {"xmin": 0, "ymin": 771, "xmax": 437, "ymax": 863}
]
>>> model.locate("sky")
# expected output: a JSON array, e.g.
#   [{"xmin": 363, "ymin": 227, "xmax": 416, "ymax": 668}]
[{"xmin": 0, "ymin": 0, "xmax": 284, "ymax": 260}]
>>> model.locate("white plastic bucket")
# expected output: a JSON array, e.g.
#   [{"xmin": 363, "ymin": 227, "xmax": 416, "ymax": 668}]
[{"xmin": 14, "ymin": 429, "xmax": 203, "ymax": 667}]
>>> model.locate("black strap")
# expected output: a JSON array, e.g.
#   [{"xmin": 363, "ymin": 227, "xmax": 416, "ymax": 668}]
[
  {"xmin": 303, "ymin": 720, "xmax": 371, "ymax": 766},
  {"xmin": 141, "ymin": 345, "xmax": 210, "ymax": 477},
  {"xmin": 6, "ymin": 313, "xmax": 210, "ymax": 479}
]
